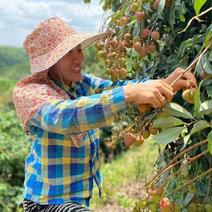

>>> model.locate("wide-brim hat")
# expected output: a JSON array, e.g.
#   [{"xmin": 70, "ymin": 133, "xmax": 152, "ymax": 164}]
[{"xmin": 23, "ymin": 17, "xmax": 109, "ymax": 74}]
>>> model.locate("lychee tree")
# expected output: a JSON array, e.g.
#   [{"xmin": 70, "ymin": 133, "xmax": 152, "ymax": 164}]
[{"xmin": 84, "ymin": 0, "xmax": 212, "ymax": 211}]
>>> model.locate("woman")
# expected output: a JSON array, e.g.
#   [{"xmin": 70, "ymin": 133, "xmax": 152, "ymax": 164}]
[{"xmin": 12, "ymin": 17, "xmax": 196, "ymax": 211}]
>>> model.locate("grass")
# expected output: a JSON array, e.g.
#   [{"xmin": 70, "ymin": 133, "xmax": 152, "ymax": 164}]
[
  {"xmin": 90, "ymin": 137, "xmax": 159, "ymax": 210},
  {"xmin": 0, "ymin": 77, "xmax": 17, "ymax": 105},
  {"xmin": 0, "ymin": 62, "xmax": 30, "ymax": 80}
]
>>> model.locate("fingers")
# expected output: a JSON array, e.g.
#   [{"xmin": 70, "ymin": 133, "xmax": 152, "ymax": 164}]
[
  {"xmin": 175, "ymin": 67, "xmax": 197, "ymax": 88},
  {"xmin": 156, "ymin": 95, "xmax": 167, "ymax": 107},
  {"xmin": 141, "ymin": 80, "xmax": 174, "ymax": 108},
  {"xmin": 149, "ymin": 85, "xmax": 172, "ymax": 108},
  {"xmin": 158, "ymin": 81, "xmax": 174, "ymax": 102},
  {"xmin": 135, "ymin": 85, "xmax": 166, "ymax": 108},
  {"xmin": 133, "ymin": 67, "xmax": 197, "ymax": 109},
  {"xmin": 151, "ymin": 96, "xmax": 164, "ymax": 108},
  {"xmin": 173, "ymin": 79, "xmax": 192, "ymax": 91},
  {"xmin": 172, "ymin": 80, "xmax": 183, "ymax": 91},
  {"xmin": 182, "ymin": 71, "xmax": 197, "ymax": 88},
  {"xmin": 154, "ymin": 89, "xmax": 167, "ymax": 106},
  {"xmin": 160, "ymin": 80, "xmax": 174, "ymax": 92}
]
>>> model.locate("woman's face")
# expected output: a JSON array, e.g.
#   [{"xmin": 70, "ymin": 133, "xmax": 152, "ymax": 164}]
[{"xmin": 49, "ymin": 45, "xmax": 84, "ymax": 84}]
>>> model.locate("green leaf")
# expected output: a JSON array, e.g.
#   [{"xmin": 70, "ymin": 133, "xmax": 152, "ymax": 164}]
[
  {"xmin": 194, "ymin": 86, "xmax": 201, "ymax": 116},
  {"xmin": 183, "ymin": 134, "xmax": 191, "ymax": 146},
  {"xmin": 206, "ymin": 85, "xmax": 212, "ymax": 97},
  {"xmin": 165, "ymin": 102, "xmax": 194, "ymax": 119},
  {"xmin": 203, "ymin": 31, "xmax": 212, "ymax": 48},
  {"xmin": 153, "ymin": 126, "xmax": 185, "ymax": 145},
  {"xmin": 178, "ymin": 39, "xmax": 193, "ymax": 58},
  {"xmin": 194, "ymin": 58, "xmax": 203, "ymax": 75},
  {"xmin": 179, "ymin": 14, "xmax": 186, "ymax": 22},
  {"xmin": 190, "ymin": 120, "xmax": 211, "ymax": 135},
  {"xmin": 208, "ymin": 131, "xmax": 212, "ymax": 155},
  {"xmin": 168, "ymin": 4, "xmax": 176, "ymax": 27},
  {"xmin": 194, "ymin": 79, "xmax": 210, "ymax": 116},
  {"xmin": 158, "ymin": 0, "xmax": 166, "ymax": 14},
  {"xmin": 183, "ymin": 192, "xmax": 195, "ymax": 206},
  {"xmin": 126, "ymin": 57, "xmax": 133, "ymax": 72},
  {"xmin": 133, "ymin": 22, "xmax": 140, "ymax": 38},
  {"xmin": 202, "ymin": 51, "xmax": 212, "ymax": 74},
  {"xmin": 127, "ymin": 19, "xmax": 137, "ymax": 27},
  {"xmin": 179, "ymin": 2, "xmax": 186, "ymax": 22},
  {"xmin": 182, "ymin": 127, "xmax": 190, "ymax": 146},
  {"xmin": 152, "ymin": 116, "xmax": 185, "ymax": 129},
  {"xmin": 198, "ymin": 100, "xmax": 212, "ymax": 116},
  {"xmin": 194, "ymin": 0, "xmax": 207, "ymax": 15},
  {"xmin": 183, "ymin": 120, "xmax": 211, "ymax": 146},
  {"xmin": 195, "ymin": 51, "xmax": 212, "ymax": 75}
]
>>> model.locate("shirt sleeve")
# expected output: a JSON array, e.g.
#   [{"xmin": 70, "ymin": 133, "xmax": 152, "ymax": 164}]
[
  {"xmin": 28, "ymin": 87, "xmax": 126, "ymax": 134},
  {"xmin": 83, "ymin": 73, "xmax": 150, "ymax": 93}
]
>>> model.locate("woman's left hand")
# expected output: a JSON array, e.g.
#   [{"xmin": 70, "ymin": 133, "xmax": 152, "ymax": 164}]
[{"xmin": 162, "ymin": 67, "xmax": 197, "ymax": 92}]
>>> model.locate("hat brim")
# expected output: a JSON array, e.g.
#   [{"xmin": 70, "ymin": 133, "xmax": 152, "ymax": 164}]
[{"xmin": 29, "ymin": 32, "xmax": 109, "ymax": 74}]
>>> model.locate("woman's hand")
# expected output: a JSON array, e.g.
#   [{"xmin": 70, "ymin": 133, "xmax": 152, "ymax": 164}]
[
  {"xmin": 162, "ymin": 67, "xmax": 197, "ymax": 92},
  {"xmin": 123, "ymin": 67, "xmax": 197, "ymax": 108},
  {"xmin": 124, "ymin": 80, "xmax": 174, "ymax": 108}
]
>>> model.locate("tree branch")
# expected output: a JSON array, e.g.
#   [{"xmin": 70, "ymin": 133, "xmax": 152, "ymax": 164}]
[
  {"xmin": 167, "ymin": 168, "xmax": 212, "ymax": 196},
  {"xmin": 178, "ymin": 7, "xmax": 212, "ymax": 34},
  {"xmin": 145, "ymin": 139, "xmax": 208, "ymax": 187}
]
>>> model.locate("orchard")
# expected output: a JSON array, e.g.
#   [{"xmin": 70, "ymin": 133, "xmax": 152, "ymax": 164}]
[{"xmin": 84, "ymin": 0, "xmax": 212, "ymax": 211}]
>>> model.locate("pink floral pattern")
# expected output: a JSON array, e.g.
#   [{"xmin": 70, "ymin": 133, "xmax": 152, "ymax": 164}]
[
  {"xmin": 23, "ymin": 17, "xmax": 108, "ymax": 73},
  {"xmin": 12, "ymin": 70, "xmax": 70, "ymax": 133}
]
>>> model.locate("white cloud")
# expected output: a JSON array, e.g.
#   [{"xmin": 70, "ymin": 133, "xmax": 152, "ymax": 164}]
[{"xmin": 0, "ymin": 0, "xmax": 104, "ymax": 47}]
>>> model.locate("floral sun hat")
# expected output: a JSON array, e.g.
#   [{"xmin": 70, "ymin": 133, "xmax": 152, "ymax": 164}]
[{"xmin": 23, "ymin": 17, "xmax": 109, "ymax": 73}]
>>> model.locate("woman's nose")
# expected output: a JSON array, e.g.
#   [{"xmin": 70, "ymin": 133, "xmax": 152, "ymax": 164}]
[{"xmin": 78, "ymin": 50, "xmax": 84, "ymax": 61}]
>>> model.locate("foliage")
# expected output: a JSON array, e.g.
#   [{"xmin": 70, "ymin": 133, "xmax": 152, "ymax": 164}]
[
  {"xmin": 0, "ymin": 107, "xmax": 30, "ymax": 212},
  {"xmin": 0, "ymin": 62, "xmax": 30, "ymax": 81},
  {"xmin": 83, "ymin": 44, "xmax": 109, "ymax": 78},
  {"xmin": 0, "ymin": 77, "xmax": 16, "ymax": 105},
  {"xmin": 84, "ymin": 0, "xmax": 212, "ymax": 211},
  {"xmin": 0, "ymin": 46, "xmax": 29, "ymax": 81},
  {"xmin": 0, "ymin": 46, "xmax": 28, "ymax": 68}
]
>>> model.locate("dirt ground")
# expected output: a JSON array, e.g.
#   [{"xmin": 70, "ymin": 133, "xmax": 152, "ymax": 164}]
[{"xmin": 93, "ymin": 181, "xmax": 148, "ymax": 212}]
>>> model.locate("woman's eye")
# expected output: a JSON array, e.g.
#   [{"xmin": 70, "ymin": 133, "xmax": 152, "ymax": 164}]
[{"xmin": 68, "ymin": 48, "xmax": 81, "ymax": 54}]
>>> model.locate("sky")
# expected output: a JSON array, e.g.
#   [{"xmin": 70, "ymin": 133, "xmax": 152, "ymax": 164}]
[{"xmin": 0, "ymin": 0, "xmax": 105, "ymax": 47}]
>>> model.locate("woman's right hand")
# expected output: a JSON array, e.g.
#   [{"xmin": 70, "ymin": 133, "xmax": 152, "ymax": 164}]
[{"xmin": 123, "ymin": 80, "xmax": 174, "ymax": 108}]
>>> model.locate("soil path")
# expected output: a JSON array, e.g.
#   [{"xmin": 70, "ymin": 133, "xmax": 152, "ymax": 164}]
[{"xmin": 93, "ymin": 181, "xmax": 147, "ymax": 212}]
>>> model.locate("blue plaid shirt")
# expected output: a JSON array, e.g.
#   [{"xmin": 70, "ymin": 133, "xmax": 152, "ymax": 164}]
[{"xmin": 23, "ymin": 72, "xmax": 149, "ymax": 207}]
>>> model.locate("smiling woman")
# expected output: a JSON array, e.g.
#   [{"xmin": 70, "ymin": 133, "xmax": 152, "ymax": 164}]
[
  {"xmin": 48, "ymin": 45, "xmax": 84, "ymax": 85},
  {"xmin": 12, "ymin": 16, "xmax": 196, "ymax": 212}
]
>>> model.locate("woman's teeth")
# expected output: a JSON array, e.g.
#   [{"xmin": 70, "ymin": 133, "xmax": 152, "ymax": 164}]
[{"xmin": 73, "ymin": 67, "xmax": 81, "ymax": 72}]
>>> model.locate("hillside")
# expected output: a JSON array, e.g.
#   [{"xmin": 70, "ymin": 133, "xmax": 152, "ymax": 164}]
[
  {"xmin": 0, "ymin": 46, "xmax": 30, "ymax": 81},
  {"xmin": 0, "ymin": 46, "xmax": 28, "ymax": 68}
]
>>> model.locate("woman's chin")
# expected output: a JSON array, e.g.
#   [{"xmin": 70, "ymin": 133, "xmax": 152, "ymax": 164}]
[{"xmin": 69, "ymin": 74, "xmax": 82, "ymax": 82}]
